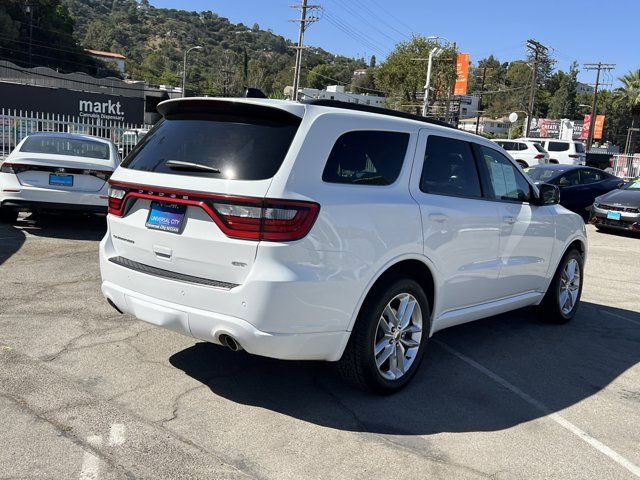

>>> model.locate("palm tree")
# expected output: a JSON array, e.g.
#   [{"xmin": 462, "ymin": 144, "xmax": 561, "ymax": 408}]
[{"xmin": 615, "ymin": 70, "xmax": 640, "ymax": 153}]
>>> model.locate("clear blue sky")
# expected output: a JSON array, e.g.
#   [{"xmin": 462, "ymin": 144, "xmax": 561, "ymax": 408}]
[{"xmin": 151, "ymin": 0, "xmax": 638, "ymax": 86}]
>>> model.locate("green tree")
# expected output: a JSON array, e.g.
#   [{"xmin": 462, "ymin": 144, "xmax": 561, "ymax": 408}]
[
  {"xmin": 376, "ymin": 35, "xmax": 457, "ymax": 115},
  {"xmin": 548, "ymin": 62, "xmax": 578, "ymax": 119},
  {"xmin": 615, "ymin": 70, "xmax": 640, "ymax": 152}
]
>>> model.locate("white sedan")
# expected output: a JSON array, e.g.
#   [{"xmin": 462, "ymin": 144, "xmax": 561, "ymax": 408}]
[{"xmin": 0, "ymin": 132, "xmax": 119, "ymax": 222}]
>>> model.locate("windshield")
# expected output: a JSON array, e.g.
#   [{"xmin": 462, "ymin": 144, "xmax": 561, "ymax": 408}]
[
  {"xmin": 121, "ymin": 113, "xmax": 300, "ymax": 180},
  {"xmin": 625, "ymin": 179, "xmax": 640, "ymax": 190},
  {"xmin": 20, "ymin": 136, "xmax": 110, "ymax": 160},
  {"xmin": 524, "ymin": 167, "xmax": 560, "ymax": 183}
]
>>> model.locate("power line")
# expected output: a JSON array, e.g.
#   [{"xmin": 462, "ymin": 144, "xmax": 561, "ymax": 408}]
[
  {"xmin": 349, "ymin": 0, "xmax": 411, "ymax": 41},
  {"xmin": 326, "ymin": 0, "xmax": 402, "ymax": 46},
  {"xmin": 322, "ymin": 11, "xmax": 388, "ymax": 57}
]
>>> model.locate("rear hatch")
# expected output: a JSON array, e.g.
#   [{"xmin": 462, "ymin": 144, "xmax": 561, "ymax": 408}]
[{"xmin": 106, "ymin": 99, "xmax": 308, "ymax": 286}]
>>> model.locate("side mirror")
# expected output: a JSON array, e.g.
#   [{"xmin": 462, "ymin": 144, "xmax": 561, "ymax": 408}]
[{"xmin": 536, "ymin": 183, "xmax": 560, "ymax": 205}]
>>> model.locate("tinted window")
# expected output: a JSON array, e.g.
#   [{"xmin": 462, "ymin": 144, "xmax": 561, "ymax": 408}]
[
  {"xmin": 421, "ymin": 136, "xmax": 482, "ymax": 198},
  {"xmin": 518, "ymin": 143, "xmax": 528, "ymax": 151},
  {"xmin": 322, "ymin": 131, "xmax": 409, "ymax": 185},
  {"xmin": 497, "ymin": 141, "xmax": 516, "ymax": 151},
  {"xmin": 547, "ymin": 141, "xmax": 570, "ymax": 152},
  {"xmin": 574, "ymin": 142, "xmax": 586, "ymax": 153},
  {"xmin": 533, "ymin": 143, "xmax": 546, "ymax": 153},
  {"xmin": 524, "ymin": 167, "xmax": 559, "ymax": 183},
  {"xmin": 580, "ymin": 168, "xmax": 605, "ymax": 184},
  {"xmin": 479, "ymin": 145, "xmax": 531, "ymax": 202},
  {"xmin": 557, "ymin": 170, "xmax": 581, "ymax": 186},
  {"xmin": 21, "ymin": 136, "xmax": 110, "ymax": 160},
  {"xmin": 121, "ymin": 114, "xmax": 300, "ymax": 180}
]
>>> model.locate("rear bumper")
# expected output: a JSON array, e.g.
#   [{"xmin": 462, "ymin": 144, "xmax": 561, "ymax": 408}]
[
  {"xmin": 101, "ymin": 280, "xmax": 350, "ymax": 361},
  {"xmin": 0, "ymin": 173, "xmax": 108, "ymax": 212}
]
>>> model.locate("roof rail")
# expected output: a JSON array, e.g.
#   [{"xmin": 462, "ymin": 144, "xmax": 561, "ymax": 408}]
[{"xmin": 302, "ymin": 99, "xmax": 456, "ymax": 130}]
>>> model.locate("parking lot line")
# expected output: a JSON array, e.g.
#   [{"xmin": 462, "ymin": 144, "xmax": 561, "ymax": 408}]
[
  {"xmin": 79, "ymin": 435, "xmax": 102, "ymax": 480},
  {"xmin": 435, "ymin": 339, "xmax": 640, "ymax": 478},
  {"xmin": 599, "ymin": 309, "xmax": 640, "ymax": 327}
]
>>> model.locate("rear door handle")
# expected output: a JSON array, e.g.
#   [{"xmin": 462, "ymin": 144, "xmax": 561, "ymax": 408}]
[
  {"xmin": 429, "ymin": 213, "xmax": 449, "ymax": 223},
  {"xmin": 503, "ymin": 216, "xmax": 517, "ymax": 225}
]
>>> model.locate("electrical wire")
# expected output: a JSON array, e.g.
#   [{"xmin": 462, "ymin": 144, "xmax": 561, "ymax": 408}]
[
  {"xmin": 325, "ymin": 0, "xmax": 403, "ymax": 46},
  {"xmin": 322, "ymin": 11, "xmax": 389, "ymax": 58}
]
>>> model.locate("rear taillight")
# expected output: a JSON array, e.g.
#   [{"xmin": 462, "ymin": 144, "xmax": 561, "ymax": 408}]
[
  {"xmin": 0, "ymin": 162, "xmax": 29, "ymax": 174},
  {"xmin": 85, "ymin": 169, "xmax": 112, "ymax": 181},
  {"xmin": 534, "ymin": 154, "xmax": 545, "ymax": 159},
  {"xmin": 212, "ymin": 199, "xmax": 319, "ymax": 241},
  {"xmin": 107, "ymin": 182, "xmax": 320, "ymax": 242},
  {"xmin": 108, "ymin": 186, "xmax": 127, "ymax": 213}
]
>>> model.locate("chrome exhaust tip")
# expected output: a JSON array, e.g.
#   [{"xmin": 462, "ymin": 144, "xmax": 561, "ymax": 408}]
[{"xmin": 219, "ymin": 334, "xmax": 243, "ymax": 352}]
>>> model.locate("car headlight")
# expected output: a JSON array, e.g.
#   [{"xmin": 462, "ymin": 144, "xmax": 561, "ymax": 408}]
[{"xmin": 593, "ymin": 201, "xmax": 600, "ymax": 208}]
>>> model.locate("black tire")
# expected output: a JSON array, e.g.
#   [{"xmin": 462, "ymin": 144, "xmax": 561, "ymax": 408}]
[
  {"xmin": 537, "ymin": 249, "xmax": 584, "ymax": 324},
  {"xmin": 338, "ymin": 275, "xmax": 431, "ymax": 394},
  {"xmin": 0, "ymin": 208, "xmax": 18, "ymax": 224}
]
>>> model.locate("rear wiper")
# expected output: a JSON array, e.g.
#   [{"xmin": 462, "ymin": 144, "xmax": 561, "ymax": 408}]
[{"xmin": 165, "ymin": 160, "xmax": 221, "ymax": 173}]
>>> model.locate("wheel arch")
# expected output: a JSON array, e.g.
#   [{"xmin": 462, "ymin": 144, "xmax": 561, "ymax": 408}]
[{"xmin": 346, "ymin": 255, "xmax": 437, "ymax": 334}]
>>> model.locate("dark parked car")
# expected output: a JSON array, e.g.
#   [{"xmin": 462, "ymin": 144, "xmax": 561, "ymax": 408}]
[
  {"xmin": 591, "ymin": 178, "xmax": 640, "ymax": 233},
  {"xmin": 524, "ymin": 164, "xmax": 624, "ymax": 220}
]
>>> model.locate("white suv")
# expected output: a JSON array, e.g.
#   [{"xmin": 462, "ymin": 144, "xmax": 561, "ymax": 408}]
[
  {"xmin": 100, "ymin": 98, "xmax": 587, "ymax": 393},
  {"xmin": 492, "ymin": 139, "xmax": 550, "ymax": 168},
  {"xmin": 521, "ymin": 138, "xmax": 587, "ymax": 165}
]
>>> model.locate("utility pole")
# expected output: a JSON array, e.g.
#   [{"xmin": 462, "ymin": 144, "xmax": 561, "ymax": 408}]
[
  {"xmin": 583, "ymin": 62, "xmax": 615, "ymax": 150},
  {"xmin": 475, "ymin": 66, "xmax": 487, "ymax": 135},
  {"xmin": 525, "ymin": 39, "xmax": 548, "ymax": 137},
  {"xmin": 289, "ymin": 1, "xmax": 320, "ymax": 101}
]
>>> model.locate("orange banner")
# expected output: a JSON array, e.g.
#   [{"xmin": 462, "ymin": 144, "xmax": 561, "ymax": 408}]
[
  {"xmin": 594, "ymin": 114, "xmax": 605, "ymax": 139},
  {"xmin": 454, "ymin": 53, "xmax": 470, "ymax": 96}
]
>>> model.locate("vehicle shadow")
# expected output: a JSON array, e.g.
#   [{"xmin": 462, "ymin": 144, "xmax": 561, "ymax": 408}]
[
  {"xmin": 169, "ymin": 302, "xmax": 640, "ymax": 435},
  {"xmin": 13, "ymin": 213, "xmax": 107, "ymax": 241},
  {"xmin": 0, "ymin": 221, "xmax": 26, "ymax": 266}
]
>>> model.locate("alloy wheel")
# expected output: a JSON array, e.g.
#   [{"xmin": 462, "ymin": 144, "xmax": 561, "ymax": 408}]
[{"xmin": 559, "ymin": 258, "xmax": 581, "ymax": 315}]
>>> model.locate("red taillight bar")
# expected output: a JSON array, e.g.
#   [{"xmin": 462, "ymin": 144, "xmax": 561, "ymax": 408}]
[{"xmin": 107, "ymin": 181, "xmax": 320, "ymax": 242}]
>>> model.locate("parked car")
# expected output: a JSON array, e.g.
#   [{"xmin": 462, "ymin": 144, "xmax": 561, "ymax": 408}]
[
  {"xmin": 492, "ymin": 139, "xmax": 550, "ymax": 168},
  {"xmin": 591, "ymin": 178, "xmax": 640, "ymax": 233},
  {"xmin": 117, "ymin": 128, "xmax": 149, "ymax": 158},
  {"xmin": 524, "ymin": 164, "xmax": 624, "ymax": 220},
  {"xmin": 0, "ymin": 132, "xmax": 119, "ymax": 222},
  {"xmin": 100, "ymin": 98, "xmax": 587, "ymax": 393},
  {"xmin": 520, "ymin": 138, "xmax": 586, "ymax": 166}
]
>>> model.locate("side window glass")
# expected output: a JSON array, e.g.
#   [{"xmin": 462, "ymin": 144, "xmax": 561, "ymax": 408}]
[
  {"xmin": 322, "ymin": 131, "xmax": 409, "ymax": 185},
  {"xmin": 557, "ymin": 170, "xmax": 580, "ymax": 186},
  {"xmin": 579, "ymin": 169, "xmax": 603, "ymax": 184},
  {"xmin": 518, "ymin": 143, "xmax": 528, "ymax": 151},
  {"xmin": 548, "ymin": 141, "xmax": 570, "ymax": 152},
  {"xmin": 420, "ymin": 136, "xmax": 482, "ymax": 198},
  {"xmin": 478, "ymin": 145, "xmax": 532, "ymax": 202}
]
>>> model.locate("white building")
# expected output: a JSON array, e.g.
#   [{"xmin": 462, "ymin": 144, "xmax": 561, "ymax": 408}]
[
  {"xmin": 86, "ymin": 49, "xmax": 126, "ymax": 75},
  {"xmin": 458, "ymin": 116, "xmax": 510, "ymax": 136},
  {"xmin": 293, "ymin": 85, "xmax": 386, "ymax": 107},
  {"xmin": 577, "ymin": 82, "xmax": 595, "ymax": 94},
  {"xmin": 458, "ymin": 95, "xmax": 480, "ymax": 119}
]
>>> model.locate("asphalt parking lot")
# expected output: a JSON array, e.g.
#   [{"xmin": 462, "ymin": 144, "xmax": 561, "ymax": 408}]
[{"xmin": 1, "ymin": 215, "xmax": 639, "ymax": 480}]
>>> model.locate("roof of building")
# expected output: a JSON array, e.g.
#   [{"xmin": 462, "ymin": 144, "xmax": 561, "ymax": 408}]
[
  {"xmin": 85, "ymin": 49, "xmax": 126, "ymax": 60},
  {"xmin": 459, "ymin": 116, "xmax": 509, "ymax": 124}
]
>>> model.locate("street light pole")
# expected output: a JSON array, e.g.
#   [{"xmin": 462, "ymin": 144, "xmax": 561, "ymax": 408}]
[
  {"xmin": 422, "ymin": 47, "xmax": 443, "ymax": 117},
  {"xmin": 182, "ymin": 46, "xmax": 203, "ymax": 97}
]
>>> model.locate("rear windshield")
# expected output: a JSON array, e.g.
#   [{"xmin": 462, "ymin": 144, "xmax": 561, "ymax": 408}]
[
  {"xmin": 533, "ymin": 143, "xmax": 546, "ymax": 153},
  {"xmin": 121, "ymin": 113, "xmax": 300, "ymax": 180},
  {"xmin": 574, "ymin": 142, "xmax": 586, "ymax": 153},
  {"xmin": 20, "ymin": 136, "xmax": 110, "ymax": 160}
]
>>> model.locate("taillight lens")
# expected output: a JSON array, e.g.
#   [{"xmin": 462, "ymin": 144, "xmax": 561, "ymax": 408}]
[
  {"xmin": 212, "ymin": 199, "xmax": 319, "ymax": 241},
  {"xmin": 108, "ymin": 186, "xmax": 127, "ymax": 213},
  {"xmin": 534, "ymin": 154, "xmax": 545, "ymax": 159},
  {"xmin": 0, "ymin": 162, "xmax": 29, "ymax": 174}
]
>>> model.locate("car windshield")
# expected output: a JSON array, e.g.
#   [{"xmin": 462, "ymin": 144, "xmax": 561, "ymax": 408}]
[
  {"xmin": 524, "ymin": 167, "xmax": 560, "ymax": 182},
  {"xmin": 624, "ymin": 179, "xmax": 640, "ymax": 190},
  {"xmin": 20, "ymin": 136, "xmax": 110, "ymax": 160}
]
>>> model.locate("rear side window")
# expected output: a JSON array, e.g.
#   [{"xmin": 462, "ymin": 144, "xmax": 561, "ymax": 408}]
[
  {"xmin": 322, "ymin": 131, "xmax": 409, "ymax": 185},
  {"xmin": 547, "ymin": 141, "xmax": 569, "ymax": 152},
  {"xmin": 497, "ymin": 141, "xmax": 515, "ymax": 150},
  {"xmin": 121, "ymin": 113, "xmax": 300, "ymax": 180},
  {"xmin": 518, "ymin": 143, "xmax": 528, "ymax": 151},
  {"xmin": 421, "ymin": 135, "xmax": 482, "ymax": 198},
  {"xmin": 574, "ymin": 142, "xmax": 586, "ymax": 153},
  {"xmin": 580, "ymin": 168, "xmax": 605, "ymax": 184}
]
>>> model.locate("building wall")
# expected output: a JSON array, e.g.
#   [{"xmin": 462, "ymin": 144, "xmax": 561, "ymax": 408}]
[{"xmin": 299, "ymin": 86, "xmax": 386, "ymax": 107}]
